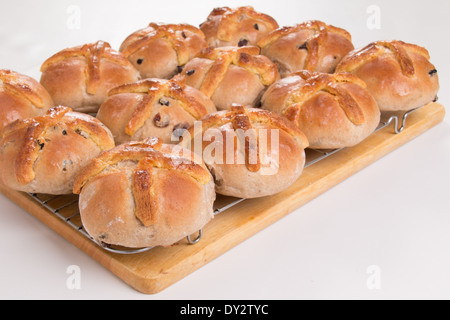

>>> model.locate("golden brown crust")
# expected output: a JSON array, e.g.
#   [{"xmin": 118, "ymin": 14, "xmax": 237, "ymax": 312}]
[
  {"xmin": 120, "ymin": 22, "xmax": 206, "ymax": 63},
  {"xmin": 111, "ymin": 78, "xmax": 209, "ymax": 135},
  {"xmin": 0, "ymin": 69, "xmax": 54, "ymax": 132},
  {"xmin": 0, "ymin": 106, "xmax": 115, "ymax": 194},
  {"xmin": 336, "ymin": 40, "xmax": 439, "ymax": 111},
  {"xmin": 40, "ymin": 41, "xmax": 139, "ymax": 113},
  {"xmin": 261, "ymin": 71, "xmax": 380, "ymax": 149},
  {"xmin": 258, "ymin": 20, "xmax": 354, "ymax": 77},
  {"xmin": 200, "ymin": 6, "xmax": 279, "ymax": 47},
  {"xmin": 258, "ymin": 20, "xmax": 352, "ymax": 48},
  {"xmin": 78, "ymin": 167, "xmax": 215, "ymax": 248},
  {"xmin": 183, "ymin": 104, "xmax": 309, "ymax": 150},
  {"xmin": 179, "ymin": 46, "xmax": 279, "ymax": 110},
  {"xmin": 230, "ymin": 106, "xmax": 260, "ymax": 172},
  {"xmin": 120, "ymin": 23, "xmax": 207, "ymax": 79},
  {"xmin": 281, "ymin": 71, "xmax": 366, "ymax": 125},
  {"xmin": 2, "ymin": 106, "xmax": 114, "ymax": 185},
  {"xmin": 0, "ymin": 69, "xmax": 53, "ymax": 109},
  {"xmin": 336, "ymin": 40, "xmax": 429, "ymax": 77},
  {"xmin": 97, "ymin": 78, "xmax": 216, "ymax": 145},
  {"xmin": 73, "ymin": 137, "xmax": 210, "ymax": 194},
  {"xmin": 179, "ymin": 105, "xmax": 309, "ymax": 198},
  {"xmin": 74, "ymin": 137, "xmax": 215, "ymax": 247},
  {"xmin": 132, "ymin": 158, "xmax": 158, "ymax": 226},
  {"xmin": 41, "ymin": 41, "xmax": 131, "ymax": 94}
]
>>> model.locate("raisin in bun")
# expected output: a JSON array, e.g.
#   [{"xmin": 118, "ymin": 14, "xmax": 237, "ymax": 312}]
[
  {"xmin": 258, "ymin": 20, "xmax": 354, "ymax": 78},
  {"xmin": 0, "ymin": 69, "xmax": 54, "ymax": 133},
  {"xmin": 178, "ymin": 46, "xmax": 279, "ymax": 111},
  {"xmin": 40, "ymin": 41, "xmax": 139, "ymax": 114},
  {"xmin": 96, "ymin": 77, "xmax": 216, "ymax": 145},
  {"xmin": 179, "ymin": 105, "xmax": 309, "ymax": 199},
  {"xmin": 199, "ymin": 6, "xmax": 279, "ymax": 48},
  {"xmin": 336, "ymin": 40, "xmax": 440, "ymax": 112},
  {"xmin": 120, "ymin": 23, "xmax": 207, "ymax": 79},
  {"xmin": 261, "ymin": 71, "xmax": 380, "ymax": 149},
  {"xmin": 0, "ymin": 106, "xmax": 115, "ymax": 195},
  {"xmin": 72, "ymin": 137, "xmax": 216, "ymax": 248}
]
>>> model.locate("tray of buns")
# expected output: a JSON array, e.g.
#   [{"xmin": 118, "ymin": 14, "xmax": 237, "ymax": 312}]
[{"xmin": 0, "ymin": 6, "xmax": 445, "ymax": 294}]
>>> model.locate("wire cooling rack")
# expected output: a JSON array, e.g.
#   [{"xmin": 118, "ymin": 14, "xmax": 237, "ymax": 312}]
[{"xmin": 27, "ymin": 107, "xmax": 420, "ymax": 254}]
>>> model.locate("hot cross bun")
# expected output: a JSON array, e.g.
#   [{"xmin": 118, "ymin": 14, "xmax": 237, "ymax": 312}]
[
  {"xmin": 0, "ymin": 69, "xmax": 54, "ymax": 133},
  {"xmin": 179, "ymin": 105, "xmax": 309, "ymax": 198},
  {"xmin": 261, "ymin": 71, "xmax": 380, "ymax": 149},
  {"xmin": 96, "ymin": 77, "xmax": 216, "ymax": 145},
  {"xmin": 0, "ymin": 106, "xmax": 115, "ymax": 194},
  {"xmin": 336, "ymin": 40, "xmax": 440, "ymax": 111},
  {"xmin": 40, "ymin": 40, "xmax": 140, "ymax": 113},
  {"xmin": 120, "ymin": 22, "xmax": 207, "ymax": 79},
  {"xmin": 178, "ymin": 46, "xmax": 279, "ymax": 110},
  {"xmin": 258, "ymin": 20, "xmax": 354, "ymax": 77},
  {"xmin": 199, "ymin": 6, "xmax": 279, "ymax": 48},
  {"xmin": 73, "ymin": 137, "xmax": 215, "ymax": 248}
]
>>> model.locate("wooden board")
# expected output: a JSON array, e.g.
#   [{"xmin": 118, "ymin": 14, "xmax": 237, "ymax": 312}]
[{"xmin": 0, "ymin": 102, "xmax": 445, "ymax": 294}]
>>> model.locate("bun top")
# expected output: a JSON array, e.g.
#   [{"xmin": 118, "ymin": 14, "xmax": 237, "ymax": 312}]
[
  {"xmin": 261, "ymin": 70, "xmax": 381, "ymax": 149},
  {"xmin": 259, "ymin": 20, "xmax": 352, "ymax": 48},
  {"xmin": 73, "ymin": 137, "xmax": 212, "ymax": 228},
  {"xmin": 279, "ymin": 70, "xmax": 368, "ymax": 125},
  {"xmin": 106, "ymin": 77, "xmax": 213, "ymax": 137},
  {"xmin": 1, "ymin": 105, "xmax": 115, "ymax": 186},
  {"xmin": 40, "ymin": 40, "xmax": 134, "ymax": 96},
  {"xmin": 183, "ymin": 46, "xmax": 279, "ymax": 98},
  {"xmin": 200, "ymin": 6, "xmax": 279, "ymax": 47},
  {"xmin": 120, "ymin": 22, "xmax": 207, "ymax": 78},
  {"xmin": 336, "ymin": 40, "xmax": 440, "ymax": 111},
  {"xmin": 180, "ymin": 104, "xmax": 309, "ymax": 172},
  {"xmin": 258, "ymin": 20, "xmax": 354, "ymax": 76},
  {"xmin": 0, "ymin": 69, "xmax": 53, "ymax": 110}
]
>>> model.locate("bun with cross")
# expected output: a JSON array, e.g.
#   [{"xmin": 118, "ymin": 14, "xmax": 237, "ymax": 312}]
[
  {"xmin": 199, "ymin": 6, "xmax": 279, "ymax": 48},
  {"xmin": 0, "ymin": 106, "xmax": 115, "ymax": 195},
  {"xmin": 0, "ymin": 69, "xmax": 54, "ymax": 133},
  {"xmin": 258, "ymin": 20, "xmax": 354, "ymax": 78},
  {"xmin": 73, "ymin": 137, "xmax": 216, "ymax": 248},
  {"xmin": 261, "ymin": 70, "xmax": 380, "ymax": 149},
  {"xmin": 120, "ymin": 22, "xmax": 208, "ymax": 79},
  {"xmin": 179, "ymin": 105, "xmax": 309, "ymax": 199},
  {"xmin": 39, "ymin": 40, "xmax": 140, "ymax": 113},
  {"xmin": 96, "ymin": 77, "xmax": 216, "ymax": 145},
  {"xmin": 178, "ymin": 46, "xmax": 279, "ymax": 111},
  {"xmin": 336, "ymin": 40, "xmax": 440, "ymax": 111}
]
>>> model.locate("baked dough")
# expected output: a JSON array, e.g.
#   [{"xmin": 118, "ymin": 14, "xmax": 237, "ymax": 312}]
[
  {"xmin": 96, "ymin": 77, "xmax": 216, "ymax": 145},
  {"xmin": 336, "ymin": 40, "xmax": 440, "ymax": 111},
  {"xmin": 258, "ymin": 20, "xmax": 354, "ymax": 77},
  {"xmin": 0, "ymin": 106, "xmax": 115, "ymax": 194},
  {"xmin": 261, "ymin": 71, "xmax": 380, "ymax": 149},
  {"xmin": 120, "ymin": 22, "xmax": 207, "ymax": 79},
  {"xmin": 40, "ymin": 40, "xmax": 140, "ymax": 113},
  {"xmin": 179, "ymin": 105, "xmax": 309, "ymax": 198},
  {"xmin": 200, "ymin": 6, "xmax": 279, "ymax": 48},
  {"xmin": 73, "ymin": 137, "xmax": 216, "ymax": 248},
  {"xmin": 178, "ymin": 46, "xmax": 279, "ymax": 110},
  {"xmin": 0, "ymin": 69, "xmax": 54, "ymax": 133}
]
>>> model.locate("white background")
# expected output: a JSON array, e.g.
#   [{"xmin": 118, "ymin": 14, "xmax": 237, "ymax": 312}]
[{"xmin": 0, "ymin": 0, "xmax": 449, "ymax": 300}]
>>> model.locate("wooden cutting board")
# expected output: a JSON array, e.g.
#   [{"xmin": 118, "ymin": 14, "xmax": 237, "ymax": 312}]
[{"xmin": 0, "ymin": 102, "xmax": 445, "ymax": 294}]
